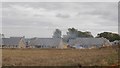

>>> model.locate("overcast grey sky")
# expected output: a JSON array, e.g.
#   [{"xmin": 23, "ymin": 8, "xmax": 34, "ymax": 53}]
[{"xmin": 2, "ymin": 2, "xmax": 118, "ymax": 38}]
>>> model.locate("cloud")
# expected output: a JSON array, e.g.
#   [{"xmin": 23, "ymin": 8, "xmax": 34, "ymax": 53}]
[
  {"xmin": 2, "ymin": 2, "xmax": 118, "ymax": 37},
  {"xmin": 56, "ymin": 13, "xmax": 70, "ymax": 18}
]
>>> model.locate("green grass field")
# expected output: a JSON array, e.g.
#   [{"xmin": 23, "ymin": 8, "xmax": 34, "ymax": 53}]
[{"xmin": 2, "ymin": 45, "xmax": 119, "ymax": 66}]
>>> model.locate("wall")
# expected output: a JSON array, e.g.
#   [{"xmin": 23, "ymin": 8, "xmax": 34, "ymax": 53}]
[{"xmin": 18, "ymin": 38, "xmax": 26, "ymax": 48}]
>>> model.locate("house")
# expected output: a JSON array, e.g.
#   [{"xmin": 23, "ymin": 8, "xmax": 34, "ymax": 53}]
[
  {"xmin": 0, "ymin": 38, "xmax": 2, "ymax": 48},
  {"xmin": 2, "ymin": 37, "xmax": 26, "ymax": 48},
  {"xmin": 28, "ymin": 38, "xmax": 64, "ymax": 48},
  {"xmin": 68, "ymin": 38, "xmax": 111, "ymax": 49},
  {"xmin": 111, "ymin": 40, "xmax": 120, "ymax": 45},
  {"xmin": 25, "ymin": 38, "xmax": 31, "ymax": 48}
]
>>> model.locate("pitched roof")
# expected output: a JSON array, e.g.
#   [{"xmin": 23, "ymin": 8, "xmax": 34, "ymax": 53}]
[
  {"xmin": 29, "ymin": 38, "xmax": 61, "ymax": 47},
  {"xmin": 2, "ymin": 37, "xmax": 22, "ymax": 45},
  {"xmin": 0, "ymin": 38, "xmax": 3, "ymax": 45},
  {"xmin": 68, "ymin": 38, "xmax": 110, "ymax": 47}
]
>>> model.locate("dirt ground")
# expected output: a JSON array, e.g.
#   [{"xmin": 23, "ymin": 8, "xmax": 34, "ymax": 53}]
[{"xmin": 2, "ymin": 45, "xmax": 119, "ymax": 66}]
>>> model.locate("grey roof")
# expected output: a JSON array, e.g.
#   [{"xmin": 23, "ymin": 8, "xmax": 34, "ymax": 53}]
[
  {"xmin": 2, "ymin": 37, "xmax": 22, "ymax": 46},
  {"xmin": 0, "ymin": 38, "xmax": 3, "ymax": 45},
  {"xmin": 25, "ymin": 38, "xmax": 31, "ymax": 42},
  {"xmin": 29, "ymin": 38, "xmax": 62, "ymax": 47},
  {"xmin": 68, "ymin": 38, "xmax": 111, "ymax": 48}
]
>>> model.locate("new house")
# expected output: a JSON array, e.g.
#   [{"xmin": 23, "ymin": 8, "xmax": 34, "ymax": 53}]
[
  {"xmin": 27, "ymin": 38, "xmax": 64, "ymax": 48},
  {"xmin": 111, "ymin": 40, "xmax": 120, "ymax": 45},
  {"xmin": 0, "ymin": 38, "xmax": 2, "ymax": 48},
  {"xmin": 2, "ymin": 37, "xmax": 26, "ymax": 48},
  {"xmin": 68, "ymin": 38, "xmax": 111, "ymax": 49}
]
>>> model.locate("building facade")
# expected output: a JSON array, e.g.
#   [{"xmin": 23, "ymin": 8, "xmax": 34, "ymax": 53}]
[
  {"xmin": 68, "ymin": 38, "xmax": 111, "ymax": 49},
  {"xmin": 1, "ymin": 36, "xmax": 112, "ymax": 49},
  {"xmin": 2, "ymin": 37, "xmax": 26, "ymax": 48},
  {"xmin": 27, "ymin": 38, "xmax": 64, "ymax": 48}
]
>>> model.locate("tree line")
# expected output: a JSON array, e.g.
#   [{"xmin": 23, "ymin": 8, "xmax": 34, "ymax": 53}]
[{"xmin": 53, "ymin": 28, "xmax": 120, "ymax": 42}]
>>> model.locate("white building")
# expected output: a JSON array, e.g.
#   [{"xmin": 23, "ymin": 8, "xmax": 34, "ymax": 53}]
[
  {"xmin": 68, "ymin": 38, "xmax": 111, "ymax": 49},
  {"xmin": 111, "ymin": 40, "xmax": 120, "ymax": 45},
  {"xmin": 2, "ymin": 37, "xmax": 26, "ymax": 48},
  {"xmin": 28, "ymin": 38, "xmax": 64, "ymax": 48}
]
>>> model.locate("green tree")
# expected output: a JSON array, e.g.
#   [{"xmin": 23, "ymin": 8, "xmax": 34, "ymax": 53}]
[
  {"xmin": 67, "ymin": 28, "xmax": 93, "ymax": 38},
  {"xmin": 96, "ymin": 32, "xmax": 120, "ymax": 42},
  {"xmin": 67, "ymin": 28, "xmax": 78, "ymax": 39},
  {"xmin": 78, "ymin": 31, "xmax": 93, "ymax": 38}
]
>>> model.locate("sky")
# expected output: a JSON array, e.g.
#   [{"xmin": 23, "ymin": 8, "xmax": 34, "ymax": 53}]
[{"xmin": 2, "ymin": 2, "xmax": 118, "ymax": 38}]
